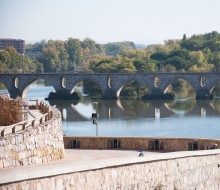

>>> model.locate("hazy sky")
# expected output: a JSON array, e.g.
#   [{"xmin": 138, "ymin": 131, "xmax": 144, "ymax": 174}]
[{"xmin": 0, "ymin": 0, "xmax": 220, "ymax": 45}]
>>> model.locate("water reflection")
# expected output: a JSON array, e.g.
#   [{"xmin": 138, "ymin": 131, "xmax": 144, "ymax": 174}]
[
  {"xmin": 57, "ymin": 98, "xmax": 220, "ymax": 138},
  {"xmin": 1, "ymin": 83, "xmax": 220, "ymax": 138},
  {"xmin": 51, "ymin": 98, "xmax": 220, "ymax": 122}
]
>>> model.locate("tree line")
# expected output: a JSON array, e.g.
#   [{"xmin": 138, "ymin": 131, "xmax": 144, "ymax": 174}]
[{"xmin": 1, "ymin": 31, "xmax": 220, "ymax": 73}]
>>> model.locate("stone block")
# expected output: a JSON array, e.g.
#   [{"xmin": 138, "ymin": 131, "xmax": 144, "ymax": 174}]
[
  {"xmin": 0, "ymin": 160, "xmax": 3, "ymax": 168},
  {"xmin": 18, "ymin": 151, "xmax": 27, "ymax": 160},
  {"xmin": 3, "ymin": 159, "xmax": 10, "ymax": 168},
  {"xmin": 0, "ymin": 140, "xmax": 6, "ymax": 147}
]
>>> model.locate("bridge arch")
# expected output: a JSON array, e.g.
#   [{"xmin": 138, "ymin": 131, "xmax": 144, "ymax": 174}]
[
  {"xmin": 164, "ymin": 78, "xmax": 196, "ymax": 98},
  {"xmin": 22, "ymin": 78, "xmax": 56, "ymax": 99},
  {"xmin": 69, "ymin": 78, "xmax": 103, "ymax": 97},
  {"xmin": 164, "ymin": 99, "xmax": 196, "ymax": 115},
  {"xmin": 210, "ymin": 82, "xmax": 220, "ymax": 97},
  {"xmin": 210, "ymin": 100, "xmax": 220, "ymax": 113},
  {"xmin": 0, "ymin": 81, "xmax": 9, "ymax": 94},
  {"xmin": 116, "ymin": 78, "xmax": 147, "ymax": 98}
]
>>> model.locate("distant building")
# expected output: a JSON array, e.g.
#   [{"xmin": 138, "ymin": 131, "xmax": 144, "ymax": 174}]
[{"xmin": 0, "ymin": 38, "xmax": 25, "ymax": 54}]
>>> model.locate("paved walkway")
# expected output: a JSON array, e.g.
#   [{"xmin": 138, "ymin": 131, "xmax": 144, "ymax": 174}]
[
  {"xmin": 1, "ymin": 148, "xmax": 220, "ymax": 185},
  {"xmin": 28, "ymin": 109, "xmax": 44, "ymax": 120}
]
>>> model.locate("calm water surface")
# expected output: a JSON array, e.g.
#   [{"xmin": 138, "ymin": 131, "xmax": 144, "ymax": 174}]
[{"xmin": 1, "ymin": 83, "xmax": 220, "ymax": 139}]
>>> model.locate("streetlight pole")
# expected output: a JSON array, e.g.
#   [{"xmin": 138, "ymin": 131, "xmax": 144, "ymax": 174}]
[{"xmin": 92, "ymin": 102, "xmax": 98, "ymax": 136}]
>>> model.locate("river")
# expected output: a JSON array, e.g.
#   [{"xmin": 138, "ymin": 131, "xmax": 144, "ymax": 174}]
[{"xmin": 1, "ymin": 82, "xmax": 220, "ymax": 139}]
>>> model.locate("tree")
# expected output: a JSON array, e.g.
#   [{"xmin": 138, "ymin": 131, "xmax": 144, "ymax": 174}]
[
  {"xmin": 159, "ymin": 64, "xmax": 176, "ymax": 72},
  {"xmin": 0, "ymin": 47, "xmax": 37, "ymax": 72},
  {"xmin": 93, "ymin": 56, "xmax": 136, "ymax": 73},
  {"xmin": 133, "ymin": 59, "xmax": 158, "ymax": 72},
  {"xmin": 212, "ymin": 52, "xmax": 220, "ymax": 71},
  {"xmin": 26, "ymin": 40, "xmax": 46, "ymax": 55},
  {"xmin": 121, "ymin": 49, "xmax": 150, "ymax": 59},
  {"xmin": 104, "ymin": 41, "xmax": 135, "ymax": 53},
  {"xmin": 81, "ymin": 38, "xmax": 97, "ymax": 54},
  {"xmin": 80, "ymin": 48, "xmax": 92, "ymax": 72},
  {"xmin": 40, "ymin": 44, "xmax": 59, "ymax": 72},
  {"xmin": 150, "ymin": 51, "xmax": 167, "ymax": 61},
  {"xmin": 181, "ymin": 34, "xmax": 205, "ymax": 51},
  {"xmin": 65, "ymin": 38, "xmax": 82, "ymax": 71},
  {"xmin": 164, "ymin": 39, "xmax": 181, "ymax": 50},
  {"xmin": 165, "ymin": 56, "xmax": 190, "ymax": 71},
  {"xmin": 189, "ymin": 51, "xmax": 207, "ymax": 67}
]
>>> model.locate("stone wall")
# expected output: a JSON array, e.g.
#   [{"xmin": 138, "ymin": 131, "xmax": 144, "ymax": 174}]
[
  {"xmin": 64, "ymin": 136, "xmax": 220, "ymax": 152},
  {"xmin": 1, "ymin": 152, "xmax": 220, "ymax": 190},
  {"xmin": 0, "ymin": 94, "xmax": 23, "ymax": 126},
  {"xmin": 0, "ymin": 95, "xmax": 65, "ymax": 168}
]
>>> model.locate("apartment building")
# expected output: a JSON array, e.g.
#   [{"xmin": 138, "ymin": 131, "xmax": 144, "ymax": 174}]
[{"xmin": 0, "ymin": 38, "xmax": 25, "ymax": 54}]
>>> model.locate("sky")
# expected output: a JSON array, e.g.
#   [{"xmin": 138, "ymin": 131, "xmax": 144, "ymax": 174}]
[{"xmin": 0, "ymin": 0, "xmax": 220, "ymax": 45}]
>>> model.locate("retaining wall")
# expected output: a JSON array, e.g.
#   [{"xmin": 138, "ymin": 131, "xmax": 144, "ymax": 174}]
[
  {"xmin": 0, "ymin": 95, "xmax": 65, "ymax": 168},
  {"xmin": 1, "ymin": 151, "xmax": 220, "ymax": 190}
]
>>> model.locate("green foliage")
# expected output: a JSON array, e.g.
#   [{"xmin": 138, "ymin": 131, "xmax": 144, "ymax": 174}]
[
  {"xmin": 133, "ymin": 59, "xmax": 158, "ymax": 72},
  {"xmin": 2, "ymin": 31, "xmax": 220, "ymax": 74},
  {"xmin": 93, "ymin": 56, "xmax": 136, "ymax": 73},
  {"xmin": 104, "ymin": 41, "xmax": 135, "ymax": 53},
  {"xmin": 83, "ymin": 79, "xmax": 102, "ymax": 97},
  {"xmin": 172, "ymin": 79, "xmax": 186, "ymax": 90},
  {"xmin": 142, "ymin": 92, "xmax": 174, "ymax": 100},
  {"xmin": 212, "ymin": 52, "xmax": 220, "ymax": 71},
  {"xmin": 165, "ymin": 56, "xmax": 190, "ymax": 71},
  {"xmin": 26, "ymin": 40, "xmax": 46, "ymax": 54},
  {"xmin": 45, "ymin": 90, "xmax": 82, "ymax": 100},
  {"xmin": 120, "ymin": 80, "xmax": 148, "ymax": 98},
  {"xmin": 65, "ymin": 38, "xmax": 82, "ymax": 69},
  {"xmin": 150, "ymin": 51, "xmax": 168, "ymax": 61},
  {"xmin": 0, "ymin": 47, "xmax": 38, "ymax": 72},
  {"xmin": 180, "ymin": 31, "xmax": 220, "ymax": 52}
]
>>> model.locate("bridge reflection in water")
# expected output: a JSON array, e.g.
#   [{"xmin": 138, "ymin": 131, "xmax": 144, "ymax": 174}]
[
  {"xmin": 48, "ymin": 98, "xmax": 220, "ymax": 138},
  {"xmin": 51, "ymin": 99, "xmax": 220, "ymax": 121}
]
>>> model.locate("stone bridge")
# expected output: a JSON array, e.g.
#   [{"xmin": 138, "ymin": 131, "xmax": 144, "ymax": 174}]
[{"xmin": 0, "ymin": 72, "xmax": 220, "ymax": 99}]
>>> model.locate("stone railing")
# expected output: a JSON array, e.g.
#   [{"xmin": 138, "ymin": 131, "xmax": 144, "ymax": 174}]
[
  {"xmin": 64, "ymin": 136, "xmax": 219, "ymax": 152},
  {"xmin": 0, "ymin": 101, "xmax": 51, "ymax": 137},
  {"xmin": 0, "ymin": 95, "xmax": 65, "ymax": 168}
]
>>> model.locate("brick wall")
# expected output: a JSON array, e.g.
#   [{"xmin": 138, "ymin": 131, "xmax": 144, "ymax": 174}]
[
  {"xmin": 64, "ymin": 136, "xmax": 220, "ymax": 152},
  {"xmin": 0, "ymin": 94, "xmax": 23, "ymax": 126}
]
